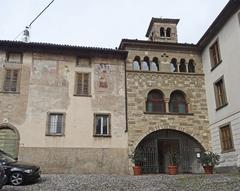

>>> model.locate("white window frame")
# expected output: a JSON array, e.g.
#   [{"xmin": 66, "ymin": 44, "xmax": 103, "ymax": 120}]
[
  {"xmin": 46, "ymin": 112, "xmax": 65, "ymax": 136},
  {"xmin": 93, "ymin": 113, "xmax": 111, "ymax": 137}
]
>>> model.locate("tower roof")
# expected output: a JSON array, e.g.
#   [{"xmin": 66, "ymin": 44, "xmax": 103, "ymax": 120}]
[{"xmin": 146, "ymin": 18, "xmax": 180, "ymax": 37}]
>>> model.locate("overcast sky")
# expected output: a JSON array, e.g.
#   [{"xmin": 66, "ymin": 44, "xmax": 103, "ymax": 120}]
[{"xmin": 0, "ymin": 0, "xmax": 229, "ymax": 48}]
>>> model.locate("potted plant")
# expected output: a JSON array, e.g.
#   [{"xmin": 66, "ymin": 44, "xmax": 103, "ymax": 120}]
[
  {"xmin": 167, "ymin": 151, "xmax": 178, "ymax": 175},
  {"xmin": 199, "ymin": 151, "xmax": 220, "ymax": 174},
  {"xmin": 129, "ymin": 149, "xmax": 144, "ymax": 175}
]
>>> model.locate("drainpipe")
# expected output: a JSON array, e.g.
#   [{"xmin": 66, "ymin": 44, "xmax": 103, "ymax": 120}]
[{"xmin": 124, "ymin": 59, "xmax": 128, "ymax": 133}]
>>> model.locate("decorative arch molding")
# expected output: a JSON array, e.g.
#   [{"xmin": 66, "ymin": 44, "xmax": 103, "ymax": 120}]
[
  {"xmin": 0, "ymin": 123, "xmax": 20, "ymax": 140},
  {"xmin": 164, "ymin": 89, "xmax": 189, "ymax": 100},
  {"xmin": 130, "ymin": 127, "xmax": 207, "ymax": 153}
]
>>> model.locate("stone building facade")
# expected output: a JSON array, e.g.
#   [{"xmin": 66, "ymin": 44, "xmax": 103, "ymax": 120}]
[
  {"xmin": 0, "ymin": 42, "xmax": 129, "ymax": 174},
  {"xmin": 119, "ymin": 18, "xmax": 211, "ymax": 174},
  {"xmin": 199, "ymin": 0, "xmax": 240, "ymax": 172},
  {"xmin": 0, "ymin": 0, "xmax": 238, "ymax": 174}
]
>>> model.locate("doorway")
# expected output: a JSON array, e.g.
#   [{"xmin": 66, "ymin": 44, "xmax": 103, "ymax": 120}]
[
  {"xmin": 0, "ymin": 126, "xmax": 19, "ymax": 159},
  {"xmin": 135, "ymin": 129, "xmax": 204, "ymax": 174},
  {"xmin": 158, "ymin": 139, "xmax": 180, "ymax": 173}
]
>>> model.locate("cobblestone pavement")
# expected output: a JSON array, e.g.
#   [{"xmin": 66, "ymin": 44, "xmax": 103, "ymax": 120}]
[{"xmin": 2, "ymin": 174, "xmax": 240, "ymax": 191}]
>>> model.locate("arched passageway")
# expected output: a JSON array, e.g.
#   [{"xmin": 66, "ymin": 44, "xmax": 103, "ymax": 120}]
[{"xmin": 135, "ymin": 129, "xmax": 204, "ymax": 174}]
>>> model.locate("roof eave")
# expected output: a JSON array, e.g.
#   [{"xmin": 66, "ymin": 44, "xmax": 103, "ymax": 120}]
[
  {"xmin": 119, "ymin": 39, "xmax": 199, "ymax": 52},
  {"xmin": 0, "ymin": 40, "xmax": 128, "ymax": 60},
  {"xmin": 197, "ymin": 0, "xmax": 240, "ymax": 51}
]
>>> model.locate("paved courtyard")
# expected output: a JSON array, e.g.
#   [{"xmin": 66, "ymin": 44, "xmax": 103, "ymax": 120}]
[{"xmin": 2, "ymin": 174, "xmax": 240, "ymax": 191}]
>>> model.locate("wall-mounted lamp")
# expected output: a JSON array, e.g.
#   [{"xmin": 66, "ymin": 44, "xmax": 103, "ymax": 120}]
[
  {"xmin": 196, "ymin": 152, "xmax": 201, "ymax": 159},
  {"xmin": 194, "ymin": 148, "xmax": 201, "ymax": 159}
]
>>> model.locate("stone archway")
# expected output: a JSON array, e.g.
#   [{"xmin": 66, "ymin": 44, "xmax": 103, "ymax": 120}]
[
  {"xmin": 135, "ymin": 129, "xmax": 205, "ymax": 174},
  {"xmin": 0, "ymin": 123, "xmax": 20, "ymax": 159}
]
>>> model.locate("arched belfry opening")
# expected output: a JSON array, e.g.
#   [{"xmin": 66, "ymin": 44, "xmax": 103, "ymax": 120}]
[
  {"xmin": 146, "ymin": 18, "xmax": 179, "ymax": 43},
  {"xmin": 135, "ymin": 129, "xmax": 204, "ymax": 174}
]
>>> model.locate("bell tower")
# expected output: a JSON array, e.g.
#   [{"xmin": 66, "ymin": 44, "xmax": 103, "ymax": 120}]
[{"xmin": 146, "ymin": 18, "xmax": 179, "ymax": 43}]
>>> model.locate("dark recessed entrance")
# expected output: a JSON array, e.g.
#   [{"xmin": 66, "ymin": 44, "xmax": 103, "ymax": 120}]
[{"xmin": 136, "ymin": 129, "xmax": 204, "ymax": 174}]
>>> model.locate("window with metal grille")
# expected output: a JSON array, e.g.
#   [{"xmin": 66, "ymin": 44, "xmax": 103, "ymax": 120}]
[
  {"xmin": 47, "ymin": 113, "xmax": 65, "ymax": 136},
  {"xmin": 210, "ymin": 40, "xmax": 221, "ymax": 69},
  {"xmin": 146, "ymin": 90, "xmax": 165, "ymax": 113},
  {"xmin": 169, "ymin": 91, "xmax": 188, "ymax": 113},
  {"xmin": 214, "ymin": 77, "xmax": 228, "ymax": 109},
  {"xmin": 75, "ymin": 73, "xmax": 90, "ymax": 96},
  {"xmin": 3, "ymin": 69, "xmax": 19, "ymax": 92},
  {"xmin": 94, "ymin": 114, "xmax": 111, "ymax": 137},
  {"xmin": 220, "ymin": 125, "xmax": 234, "ymax": 152}
]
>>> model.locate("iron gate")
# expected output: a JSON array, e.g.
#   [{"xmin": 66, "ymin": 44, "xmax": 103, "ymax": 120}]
[{"xmin": 135, "ymin": 129, "xmax": 204, "ymax": 174}]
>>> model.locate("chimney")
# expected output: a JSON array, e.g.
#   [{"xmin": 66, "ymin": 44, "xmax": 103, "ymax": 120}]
[{"xmin": 22, "ymin": 26, "xmax": 30, "ymax": 42}]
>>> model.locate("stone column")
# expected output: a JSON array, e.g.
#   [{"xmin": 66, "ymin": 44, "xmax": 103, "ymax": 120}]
[
  {"xmin": 165, "ymin": 98, "xmax": 170, "ymax": 113},
  {"xmin": 186, "ymin": 98, "xmax": 191, "ymax": 113},
  {"xmin": 186, "ymin": 63, "xmax": 189, "ymax": 73},
  {"xmin": 177, "ymin": 63, "xmax": 180, "ymax": 72}
]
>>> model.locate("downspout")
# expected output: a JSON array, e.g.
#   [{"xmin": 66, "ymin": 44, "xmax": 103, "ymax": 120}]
[{"xmin": 124, "ymin": 58, "xmax": 128, "ymax": 133}]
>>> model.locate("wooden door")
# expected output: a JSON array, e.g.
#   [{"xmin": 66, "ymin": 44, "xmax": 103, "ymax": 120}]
[{"xmin": 0, "ymin": 128, "xmax": 18, "ymax": 158}]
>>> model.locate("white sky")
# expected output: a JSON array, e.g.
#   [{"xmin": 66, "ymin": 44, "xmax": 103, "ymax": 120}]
[{"xmin": 0, "ymin": 0, "xmax": 229, "ymax": 48}]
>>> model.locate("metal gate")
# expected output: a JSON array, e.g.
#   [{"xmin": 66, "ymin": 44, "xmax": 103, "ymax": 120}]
[
  {"xmin": 137, "ymin": 138, "xmax": 159, "ymax": 174},
  {"xmin": 136, "ymin": 129, "xmax": 204, "ymax": 174}
]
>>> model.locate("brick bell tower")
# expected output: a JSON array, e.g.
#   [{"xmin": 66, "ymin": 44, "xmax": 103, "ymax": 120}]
[{"xmin": 146, "ymin": 18, "xmax": 179, "ymax": 43}]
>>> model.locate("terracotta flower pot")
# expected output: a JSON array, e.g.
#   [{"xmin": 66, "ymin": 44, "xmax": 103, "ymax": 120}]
[
  {"xmin": 133, "ymin": 165, "xmax": 142, "ymax": 175},
  {"xmin": 203, "ymin": 165, "xmax": 214, "ymax": 174},
  {"xmin": 168, "ymin": 165, "xmax": 177, "ymax": 175}
]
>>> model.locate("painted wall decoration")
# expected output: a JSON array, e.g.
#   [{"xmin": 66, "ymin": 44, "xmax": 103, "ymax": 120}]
[
  {"xmin": 32, "ymin": 60, "xmax": 58, "ymax": 85},
  {"xmin": 95, "ymin": 64, "xmax": 112, "ymax": 90}
]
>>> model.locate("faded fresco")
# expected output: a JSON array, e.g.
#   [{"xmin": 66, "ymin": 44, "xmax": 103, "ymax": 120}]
[
  {"xmin": 95, "ymin": 64, "xmax": 112, "ymax": 91},
  {"xmin": 32, "ymin": 60, "xmax": 67, "ymax": 86}
]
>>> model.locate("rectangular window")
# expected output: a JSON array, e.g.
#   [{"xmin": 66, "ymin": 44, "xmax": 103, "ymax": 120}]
[
  {"xmin": 94, "ymin": 114, "xmax": 111, "ymax": 137},
  {"xmin": 74, "ymin": 73, "xmax": 90, "ymax": 96},
  {"xmin": 3, "ymin": 69, "xmax": 19, "ymax": 92},
  {"xmin": 6, "ymin": 52, "xmax": 22, "ymax": 63},
  {"xmin": 214, "ymin": 77, "xmax": 228, "ymax": 109},
  {"xmin": 47, "ymin": 113, "xmax": 65, "ymax": 136},
  {"xmin": 220, "ymin": 124, "xmax": 234, "ymax": 152},
  {"xmin": 76, "ymin": 58, "xmax": 91, "ymax": 67},
  {"xmin": 210, "ymin": 40, "xmax": 221, "ymax": 69}
]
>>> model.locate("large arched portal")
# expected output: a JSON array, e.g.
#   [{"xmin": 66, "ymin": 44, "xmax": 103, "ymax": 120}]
[
  {"xmin": 0, "ymin": 124, "xmax": 20, "ymax": 159},
  {"xmin": 135, "ymin": 129, "xmax": 204, "ymax": 174}
]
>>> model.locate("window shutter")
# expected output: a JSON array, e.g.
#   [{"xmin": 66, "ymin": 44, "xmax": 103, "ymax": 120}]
[
  {"xmin": 83, "ymin": 73, "xmax": 89, "ymax": 94},
  {"xmin": 3, "ymin": 70, "xmax": 18, "ymax": 92},
  {"xmin": 77, "ymin": 73, "xmax": 83, "ymax": 95},
  {"xmin": 75, "ymin": 73, "xmax": 89, "ymax": 95}
]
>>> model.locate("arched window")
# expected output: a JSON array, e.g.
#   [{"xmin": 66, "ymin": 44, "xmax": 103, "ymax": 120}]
[
  {"xmin": 132, "ymin": 56, "xmax": 141, "ymax": 70},
  {"xmin": 166, "ymin": 28, "xmax": 171, "ymax": 37},
  {"xmin": 142, "ymin": 56, "xmax": 150, "ymax": 71},
  {"xmin": 179, "ymin": 59, "xmax": 187, "ymax": 72},
  {"xmin": 170, "ymin": 58, "xmax": 177, "ymax": 72},
  {"xmin": 169, "ymin": 90, "xmax": 188, "ymax": 113},
  {"xmin": 146, "ymin": 90, "xmax": 165, "ymax": 112},
  {"xmin": 151, "ymin": 57, "xmax": 159, "ymax": 71},
  {"xmin": 188, "ymin": 59, "xmax": 195, "ymax": 73},
  {"xmin": 160, "ymin": 27, "xmax": 165, "ymax": 37}
]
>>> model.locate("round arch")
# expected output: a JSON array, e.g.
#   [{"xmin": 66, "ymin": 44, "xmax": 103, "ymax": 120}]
[
  {"xmin": 0, "ymin": 123, "xmax": 20, "ymax": 159},
  {"xmin": 132, "ymin": 129, "xmax": 205, "ymax": 174},
  {"xmin": 146, "ymin": 89, "xmax": 165, "ymax": 113}
]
